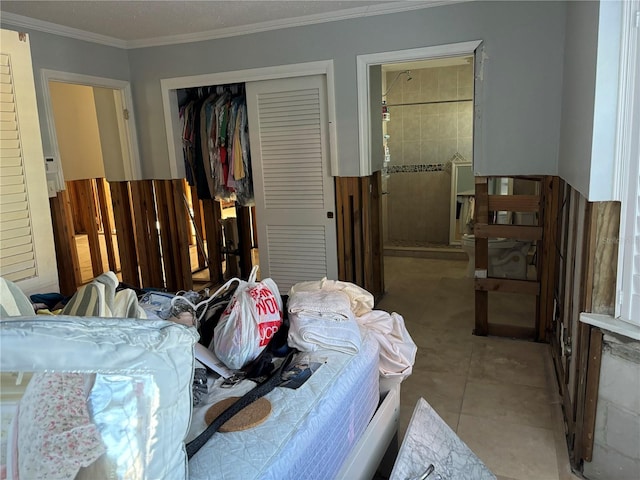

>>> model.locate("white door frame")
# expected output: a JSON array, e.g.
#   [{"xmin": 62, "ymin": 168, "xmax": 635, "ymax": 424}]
[
  {"xmin": 40, "ymin": 69, "xmax": 143, "ymax": 183},
  {"xmin": 356, "ymin": 40, "xmax": 483, "ymax": 176},
  {"xmin": 160, "ymin": 60, "xmax": 338, "ymax": 179}
]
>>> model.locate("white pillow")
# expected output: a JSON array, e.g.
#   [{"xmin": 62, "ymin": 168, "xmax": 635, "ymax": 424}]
[{"xmin": 0, "ymin": 316, "xmax": 198, "ymax": 480}]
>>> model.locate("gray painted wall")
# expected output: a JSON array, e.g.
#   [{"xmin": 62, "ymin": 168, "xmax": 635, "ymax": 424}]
[
  {"xmin": 127, "ymin": 0, "xmax": 566, "ymax": 178},
  {"xmin": 4, "ymin": 1, "xmax": 566, "ymax": 180},
  {"xmin": 558, "ymin": 1, "xmax": 599, "ymax": 199},
  {"xmin": 558, "ymin": 0, "xmax": 622, "ymax": 201},
  {"xmin": 0, "ymin": 26, "xmax": 131, "ymax": 158}
]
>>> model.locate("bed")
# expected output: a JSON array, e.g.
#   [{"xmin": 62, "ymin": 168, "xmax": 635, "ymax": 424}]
[
  {"xmin": 0, "ymin": 276, "xmax": 401, "ymax": 480},
  {"xmin": 189, "ymin": 333, "xmax": 381, "ymax": 480}
]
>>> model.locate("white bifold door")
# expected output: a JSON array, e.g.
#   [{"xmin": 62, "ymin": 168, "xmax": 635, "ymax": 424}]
[{"xmin": 246, "ymin": 75, "xmax": 337, "ymax": 294}]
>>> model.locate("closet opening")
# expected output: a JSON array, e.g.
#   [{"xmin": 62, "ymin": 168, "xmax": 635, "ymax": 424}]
[
  {"xmin": 176, "ymin": 82, "xmax": 258, "ymax": 289},
  {"xmin": 162, "ymin": 62, "xmax": 339, "ymax": 294}
]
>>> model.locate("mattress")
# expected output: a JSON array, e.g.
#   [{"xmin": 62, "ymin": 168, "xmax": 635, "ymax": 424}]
[
  {"xmin": 0, "ymin": 317, "xmax": 197, "ymax": 480},
  {"xmin": 188, "ymin": 333, "xmax": 380, "ymax": 480}
]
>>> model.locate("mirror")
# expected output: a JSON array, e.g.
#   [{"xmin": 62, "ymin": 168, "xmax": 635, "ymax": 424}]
[{"xmin": 449, "ymin": 161, "xmax": 474, "ymax": 245}]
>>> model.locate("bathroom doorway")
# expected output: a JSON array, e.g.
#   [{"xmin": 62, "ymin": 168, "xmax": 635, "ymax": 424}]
[
  {"xmin": 356, "ymin": 41, "xmax": 483, "ymax": 315},
  {"xmin": 379, "ymin": 56, "xmax": 474, "ymax": 259}
]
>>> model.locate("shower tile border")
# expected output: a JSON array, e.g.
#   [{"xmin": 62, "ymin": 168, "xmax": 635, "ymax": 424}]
[{"xmin": 388, "ymin": 163, "xmax": 447, "ymax": 174}]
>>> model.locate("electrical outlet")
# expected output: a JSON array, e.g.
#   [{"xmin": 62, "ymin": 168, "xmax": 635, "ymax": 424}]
[{"xmin": 47, "ymin": 180, "xmax": 57, "ymax": 197}]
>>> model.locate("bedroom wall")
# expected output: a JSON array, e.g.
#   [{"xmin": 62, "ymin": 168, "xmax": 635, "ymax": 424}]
[
  {"xmin": 557, "ymin": 0, "xmax": 622, "ymax": 202},
  {"xmin": 2, "ymin": 2, "xmax": 566, "ymax": 180},
  {"xmin": 126, "ymin": 0, "xmax": 566, "ymax": 179},
  {"xmin": 0, "ymin": 26, "xmax": 131, "ymax": 161},
  {"xmin": 48, "ymin": 82, "xmax": 105, "ymax": 180}
]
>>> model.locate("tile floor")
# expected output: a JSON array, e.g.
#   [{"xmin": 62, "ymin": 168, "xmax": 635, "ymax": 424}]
[{"xmin": 376, "ymin": 255, "xmax": 581, "ymax": 480}]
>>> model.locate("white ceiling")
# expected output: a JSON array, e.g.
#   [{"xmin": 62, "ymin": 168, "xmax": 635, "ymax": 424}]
[{"xmin": 0, "ymin": 0, "xmax": 444, "ymax": 48}]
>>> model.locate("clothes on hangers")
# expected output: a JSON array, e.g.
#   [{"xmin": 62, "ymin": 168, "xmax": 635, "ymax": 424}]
[{"xmin": 179, "ymin": 85, "xmax": 254, "ymax": 205}]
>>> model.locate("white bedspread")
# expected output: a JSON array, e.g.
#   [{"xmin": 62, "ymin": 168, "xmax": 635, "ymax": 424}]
[{"xmin": 188, "ymin": 334, "xmax": 380, "ymax": 480}]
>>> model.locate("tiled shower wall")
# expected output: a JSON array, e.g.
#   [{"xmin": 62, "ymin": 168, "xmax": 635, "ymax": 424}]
[{"xmin": 383, "ymin": 63, "xmax": 473, "ymax": 246}]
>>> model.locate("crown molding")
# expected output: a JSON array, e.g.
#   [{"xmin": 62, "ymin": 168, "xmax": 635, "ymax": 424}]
[
  {"xmin": 1, "ymin": 12, "xmax": 127, "ymax": 48},
  {"xmin": 1, "ymin": 1, "xmax": 464, "ymax": 50}
]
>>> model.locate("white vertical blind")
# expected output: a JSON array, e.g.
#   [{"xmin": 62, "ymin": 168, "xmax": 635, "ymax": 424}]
[{"xmin": 0, "ymin": 52, "xmax": 36, "ymax": 282}]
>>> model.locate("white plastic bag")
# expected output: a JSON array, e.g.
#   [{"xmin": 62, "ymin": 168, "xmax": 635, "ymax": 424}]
[{"xmin": 213, "ymin": 266, "xmax": 283, "ymax": 370}]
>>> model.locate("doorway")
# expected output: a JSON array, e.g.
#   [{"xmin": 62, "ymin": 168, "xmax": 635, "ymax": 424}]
[
  {"xmin": 356, "ymin": 42, "xmax": 483, "ymax": 297},
  {"xmin": 379, "ymin": 56, "xmax": 474, "ymax": 258},
  {"xmin": 42, "ymin": 70, "xmax": 141, "ymax": 287}
]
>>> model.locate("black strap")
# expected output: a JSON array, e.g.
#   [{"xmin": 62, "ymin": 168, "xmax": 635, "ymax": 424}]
[{"xmin": 186, "ymin": 349, "xmax": 296, "ymax": 459}]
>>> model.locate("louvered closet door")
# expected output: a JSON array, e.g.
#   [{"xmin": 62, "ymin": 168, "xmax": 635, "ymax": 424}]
[
  {"xmin": 246, "ymin": 75, "xmax": 337, "ymax": 293},
  {"xmin": 0, "ymin": 30, "xmax": 58, "ymax": 294}
]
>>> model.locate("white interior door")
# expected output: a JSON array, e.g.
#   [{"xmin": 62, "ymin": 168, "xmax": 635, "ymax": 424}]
[{"xmin": 246, "ymin": 75, "xmax": 337, "ymax": 293}]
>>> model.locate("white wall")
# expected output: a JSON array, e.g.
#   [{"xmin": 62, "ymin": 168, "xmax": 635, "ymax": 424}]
[
  {"xmin": 93, "ymin": 87, "xmax": 128, "ymax": 181},
  {"xmin": 558, "ymin": 0, "xmax": 622, "ymax": 201},
  {"xmin": 49, "ymin": 82, "xmax": 106, "ymax": 180},
  {"xmin": 127, "ymin": 1, "xmax": 566, "ymax": 179}
]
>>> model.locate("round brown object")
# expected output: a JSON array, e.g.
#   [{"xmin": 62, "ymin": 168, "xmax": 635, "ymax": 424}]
[{"xmin": 204, "ymin": 397, "xmax": 272, "ymax": 432}]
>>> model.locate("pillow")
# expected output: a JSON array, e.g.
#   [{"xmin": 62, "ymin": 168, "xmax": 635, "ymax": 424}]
[
  {"xmin": 61, "ymin": 283, "xmax": 110, "ymax": 317},
  {"xmin": 0, "ymin": 317, "xmax": 197, "ymax": 480},
  {"xmin": 0, "ymin": 278, "xmax": 33, "ymax": 317},
  {"xmin": 17, "ymin": 373, "xmax": 105, "ymax": 480}
]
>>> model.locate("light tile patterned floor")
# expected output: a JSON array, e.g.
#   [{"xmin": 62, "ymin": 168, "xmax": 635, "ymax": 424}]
[{"xmin": 376, "ymin": 256, "xmax": 580, "ymax": 480}]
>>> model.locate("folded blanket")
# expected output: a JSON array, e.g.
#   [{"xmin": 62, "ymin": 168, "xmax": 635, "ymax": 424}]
[
  {"xmin": 288, "ymin": 278, "xmax": 374, "ymax": 317},
  {"xmin": 356, "ymin": 310, "xmax": 416, "ymax": 380},
  {"xmin": 287, "ymin": 290, "xmax": 353, "ymax": 319},
  {"xmin": 287, "ymin": 290, "xmax": 361, "ymax": 355}
]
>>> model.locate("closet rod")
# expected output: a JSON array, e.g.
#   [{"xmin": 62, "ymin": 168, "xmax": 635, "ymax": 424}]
[{"xmin": 385, "ymin": 98, "xmax": 473, "ymax": 107}]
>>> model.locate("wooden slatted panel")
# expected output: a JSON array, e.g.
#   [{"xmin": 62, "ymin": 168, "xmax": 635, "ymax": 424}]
[
  {"xmin": 351, "ymin": 178, "xmax": 364, "ymax": 287},
  {"xmin": 474, "ymin": 177, "xmax": 489, "ymax": 336},
  {"xmin": 538, "ymin": 176, "xmax": 561, "ymax": 341},
  {"xmin": 236, "ymin": 205, "xmax": 253, "ymax": 279},
  {"xmin": 582, "ymin": 328, "xmax": 603, "ymax": 462},
  {"xmin": 257, "ymin": 89, "xmax": 324, "ymax": 209},
  {"xmin": 474, "ymin": 223, "xmax": 543, "ymax": 241},
  {"xmin": 0, "ymin": 53, "xmax": 35, "ymax": 282},
  {"xmin": 335, "ymin": 177, "xmax": 347, "ymax": 281},
  {"xmin": 130, "ymin": 181, "xmax": 163, "ymax": 288},
  {"xmin": 73, "ymin": 179, "xmax": 104, "ymax": 278},
  {"xmin": 201, "ymin": 198, "xmax": 223, "ymax": 285},
  {"xmin": 475, "ymin": 278, "xmax": 540, "ymax": 295},
  {"xmin": 171, "ymin": 179, "xmax": 193, "ymax": 291},
  {"xmin": 110, "ymin": 182, "xmax": 139, "ymax": 287},
  {"xmin": 189, "ymin": 184, "xmax": 206, "ymax": 269},
  {"xmin": 154, "ymin": 180, "xmax": 178, "ymax": 291},
  {"xmin": 487, "ymin": 194, "xmax": 540, "ymax": 213},
  {"xmin": 334, "ymin": 174, "xmax": 384, "ymax": 299},
  {"xmin": 49, "ymin": 190, "xmax": 81, "ymax": 295},
  {"xmin": 95, "ymin": 178, "xmax": 117, "ymax": 272},
  {"xmin": 266, "ymin": 224, "xmax": 328, "ymax": 293}
]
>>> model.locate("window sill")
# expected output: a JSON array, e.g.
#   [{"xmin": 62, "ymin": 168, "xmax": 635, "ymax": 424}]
[{"xmin": 580, "ymin": 313, "xmax": 640, "ymax": 341}]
